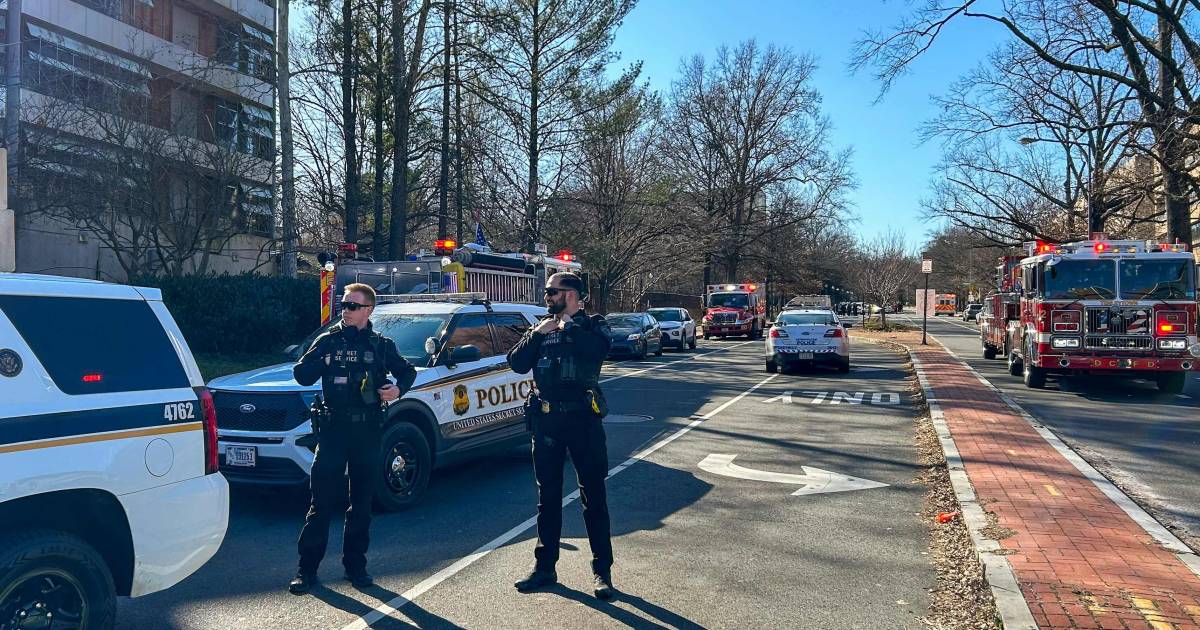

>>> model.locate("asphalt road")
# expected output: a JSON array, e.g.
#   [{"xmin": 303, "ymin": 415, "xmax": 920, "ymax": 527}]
[
  {"xmin": 116, "ymin": 339, "xmax": 934, "ymax": 629},
  {"xmin": 899, "ymin": 312, "xmax": 1200, "ymax": 550}
]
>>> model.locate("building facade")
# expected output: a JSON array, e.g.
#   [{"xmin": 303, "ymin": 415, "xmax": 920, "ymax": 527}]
[{"xmin": 1, "ymin": 0, "xmax": 277, "ymax": 280}]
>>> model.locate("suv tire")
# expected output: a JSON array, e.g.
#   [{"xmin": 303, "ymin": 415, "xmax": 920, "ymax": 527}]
[
  {"xmin": 1022, "ymin": 341, "xmax": 1046, "ymax": 389},
  {"xmin": 375, "ymin": 422, "xmax": 432, "ymax": 512},
  {"xmin": 1157, "ymin": 372, "xmax": 1186, "ymax": 394},
  {"xmin": 983, "ymin": 344, "xmax": 997, "ymax": 360},
  {"xmin": 0, "ymin": 530, "xmax": 116, "ymax": 630}
]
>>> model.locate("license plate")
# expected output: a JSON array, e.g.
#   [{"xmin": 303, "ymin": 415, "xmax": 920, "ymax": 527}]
[
  {"xmin": 798, "ymin": 339, "xmax": 816, "ymax": 345},
  {"xmin": 225, "ymin": 445, "xmax": 257, "ymax": 467}
]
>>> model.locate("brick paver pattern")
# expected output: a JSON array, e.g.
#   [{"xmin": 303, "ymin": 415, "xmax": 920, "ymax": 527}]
[{"xmin": 913, "ymin": 343, "xmax": 1200, "ymax": 630}]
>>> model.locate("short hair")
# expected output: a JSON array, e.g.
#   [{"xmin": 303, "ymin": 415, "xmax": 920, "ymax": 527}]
[
  {"xmin": 343, "ymin": 283, "xmax": 377, "ymax": 305},
  {"xmin": 547, "ymin": 272, "xmax": 584, "ymax": 294}
]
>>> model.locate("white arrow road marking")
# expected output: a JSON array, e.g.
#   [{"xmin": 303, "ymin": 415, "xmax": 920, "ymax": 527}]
[
  {"xmin": 762, "ymin": 391, "xmax": 793, "ymax": 404},
  {"xmin": 698, "ymin": 454, "xmax": 889, "ymax": 496}
]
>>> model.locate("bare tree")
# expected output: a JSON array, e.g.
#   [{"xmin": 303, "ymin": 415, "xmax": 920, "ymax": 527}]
[
  {"xmin": 664, "ymin": 41, "xmax": 853, "ymax": 282},
  {"xmin": 853, "ymin": 0, "xmax": 1200, "ymax": 246},
  {"xmin": 849, "ymin": 229, "xmax": 918, "ymax": 329}
]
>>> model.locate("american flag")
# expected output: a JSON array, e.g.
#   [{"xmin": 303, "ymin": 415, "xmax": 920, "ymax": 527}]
[{"xmin": 475, "ymin": 222, "xmax": 488, "ymax": 247}]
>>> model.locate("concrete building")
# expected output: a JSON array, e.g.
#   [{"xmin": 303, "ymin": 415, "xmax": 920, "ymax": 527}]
[{"xmin": 0, "ymin": 0, "xmax": 276, "ymax": 280}]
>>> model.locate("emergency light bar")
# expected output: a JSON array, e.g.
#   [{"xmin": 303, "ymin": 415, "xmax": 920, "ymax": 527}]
[
  {"xmin": 376, "ymin": 292, "xmax": 487, "ymax": 305},
  {"xmin": 1024, "ymin": 239, "xmax": 1192, "ymax": 256}
]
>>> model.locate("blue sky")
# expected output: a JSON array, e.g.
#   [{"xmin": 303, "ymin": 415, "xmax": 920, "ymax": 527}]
[{"xmin": 610, "ymin": 1, "xmax": 1010, "ymax": 247}]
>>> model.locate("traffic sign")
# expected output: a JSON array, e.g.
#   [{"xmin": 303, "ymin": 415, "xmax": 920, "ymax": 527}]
[{"xmin": 921, "ymin": 260, "xmax": 933, "ymax": 274}]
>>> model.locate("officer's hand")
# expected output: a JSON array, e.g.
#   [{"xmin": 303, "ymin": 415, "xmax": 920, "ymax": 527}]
[
  {"xmin": 534, "ymin": 317, "xmax": 558, "ymax": 334},
  {"xmin": 377, "ymin": 384, "xmax": 400, "ymax": 402}
]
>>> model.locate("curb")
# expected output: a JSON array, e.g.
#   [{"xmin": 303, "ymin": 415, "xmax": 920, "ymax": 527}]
[{"xmin": 856, "ymin": 335, "xmax": 1038, "ymax": 629}]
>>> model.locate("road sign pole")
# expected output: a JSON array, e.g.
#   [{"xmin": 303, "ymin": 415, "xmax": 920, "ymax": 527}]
[{"xmin": 921, "ymin": 257, "xmax": 932, "ymax": 346}]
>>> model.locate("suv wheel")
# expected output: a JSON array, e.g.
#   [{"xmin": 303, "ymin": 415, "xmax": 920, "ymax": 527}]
[
  {"xmin": 765, "ymin": 358, "xmax": 778, "ymax": 373},
  {"xmin": 688, "ymin": 333, "xmax": 697, "ymax": 350},
  {"xmin": 1156, "ymin": 372, "xmax": 1186, "ymax": 394},
  {"xmin": 1022, "ymin": 342, "xmax": 1046, "ymax": 389},
  {"xmin": 375, "ymin": 422, "xmax": 432, "ymax": 512},
  {"xmin": 1007, "ymin": 343, "xmax": 1022, "ymax": 376},
  {"xmin": 983, "ymin": 344, "xmax": 997, "ymax": 360},
  {"xmin": 0, "ymin": 530, "xmax": 116, "ymax": 630}
]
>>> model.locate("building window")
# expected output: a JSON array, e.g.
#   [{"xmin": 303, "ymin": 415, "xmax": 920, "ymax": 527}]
[
  {"xmin": 24, "ymin": 24, "xmax": 152, "ymax": 122},
  {"xmin": 206, "ymin": 97, "xmax": 274, "ymax": 160},
  {"xmin": 215, "ymin": 21, "xmax": 275, "ymax": 82}
]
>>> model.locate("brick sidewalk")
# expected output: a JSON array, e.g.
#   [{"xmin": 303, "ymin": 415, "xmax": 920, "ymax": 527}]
[{"xmin": 910, "ymin": 342, "xmax": 1200, "ymax": 630}]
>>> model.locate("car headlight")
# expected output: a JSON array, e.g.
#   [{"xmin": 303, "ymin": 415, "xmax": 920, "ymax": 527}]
[
  {"xmin": 1051, "ymin": 337, "xmax": 1080, "ymax": 349},
  {"xmin": 1158, "ymin": 338, "xmax": 1187, "ymax": 351},
  {"xmin": 627, "ymin": 333, "xmax": 641, "ymax": 340},
  {"xmin": 1190, "ymin": 343, "xmax": 1200, "ymax": 358}
]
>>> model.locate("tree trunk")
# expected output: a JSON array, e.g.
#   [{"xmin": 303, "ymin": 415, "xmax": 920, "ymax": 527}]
[
  {"xmin": 438, "ymin": 0, "xmax": 451, "ymax": 239},
  {"xmin": 389, "ymin": 0, "xmax": 431, "ymax": 259},
  {"xmin": 278, "ymin": 0, "xmax": 298, "ymax": 277},
  {"xmin": 1158, "ymin": 14, "xmax": 1192, "ymax": 247},
  {"xmin": 523, "ymin": 0, "xmax": 541, "ymax": 252},
  {"xmin": 452, "ymin": 0, "xmax": 464, "ymax": 245},
  {"xmin": 372, "ymin": 0, "xmax": 386, "ymax": 259},
  {"xmin": 342, "ymin": 0, "xmax": 360, "ymax": 246}
]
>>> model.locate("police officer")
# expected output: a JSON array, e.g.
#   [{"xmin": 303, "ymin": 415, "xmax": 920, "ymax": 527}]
[
  {"xmin": 289, "ymin": 283, "xmax": 417, "ymax": 594},
  {"xmin": 507, "ymin": 272, "xmax": 616, "ymax": 600}
]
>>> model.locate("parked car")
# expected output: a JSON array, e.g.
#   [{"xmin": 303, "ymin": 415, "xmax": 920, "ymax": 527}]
[
  {"xmin": 1, "ymin": 273, "xmax": 229, "ymax": 629},
  {"xmin": 962, "ymin": 303, "xmax": 984, "ymax": 322},
  {"xmin": 647, "ymin": 307, "xmax": 697, "ymax": 351},
  {"xmin": 605, "ymin": 312, "xmax": 663, "ymax": 359},
  {"xmin": 765, "ymin": 309, "xmax": 851, "ymax": 374}
]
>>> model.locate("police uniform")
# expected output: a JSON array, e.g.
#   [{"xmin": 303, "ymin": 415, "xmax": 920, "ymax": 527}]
[
  {"xmin": 507, "ymin": 310, "xmax": 613, "ymax": 580},
  {"xmin": 292, "ymin": 321, "xmax": 417, "ymax": 582}
]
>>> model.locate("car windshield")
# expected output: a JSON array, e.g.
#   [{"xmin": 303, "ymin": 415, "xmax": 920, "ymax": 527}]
[
  {"xmin": 1119, "ymin": 259, "xmax": 1195, "ymax": 300},
  {"xmin": 294, "ymin": 313, "xmax": 451, "ymax": 365},
  {"xmin": 647, "ymin": 309, "xmax": 683, "ymax": 322},
  {"xmin": 777, "ymin": 313, "xmax": 836, "ymax": 326},
  {"xmin": 708, "ymin": 293, "xmax": 748, "ymax": 308},
  {"xmin": 607, "ymin": 315, "xmax": 644, "ymax": 328},
  {"xmin": 1043, "ymin": 259, "xmax": 1116, "ymax": 299}
]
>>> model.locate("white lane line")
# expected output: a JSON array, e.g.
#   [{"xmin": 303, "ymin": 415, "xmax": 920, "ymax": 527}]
[{"xmin": 340, "ymin": 369, "xmax": 778, "ymax": 630}]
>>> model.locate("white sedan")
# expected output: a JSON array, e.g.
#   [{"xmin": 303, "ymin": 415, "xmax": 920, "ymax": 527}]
[{"xmin": 765, "ymin": 309, "xmax": 851, "ymax": 373}]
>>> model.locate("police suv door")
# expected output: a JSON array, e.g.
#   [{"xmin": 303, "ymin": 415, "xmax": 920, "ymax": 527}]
[{"xmin": 433, "ymin": 313, "xmax": 527, "ymax": 450}]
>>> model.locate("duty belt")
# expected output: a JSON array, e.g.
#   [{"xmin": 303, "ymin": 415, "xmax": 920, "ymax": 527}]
[
  {"xmin": 539, "ymin": 399, "xmax": 592, "ymax": 414},
  {"xmin": 329, "ymin": 409, "xmax": 381, "ymax": 423}
]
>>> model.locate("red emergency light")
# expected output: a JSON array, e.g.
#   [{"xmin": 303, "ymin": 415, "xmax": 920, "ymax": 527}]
[
  {"xmin": 748, "ymin": 284, "xmax": 758, "ymax": 291},
  {"xmin": 557, "ymin": 250, "xmax": 573, "ymax": 262},
  {"xmin": 1094, "ymin": 242, "xmax": 1108, "ymax": 254},
  {"xmin": 82, "ymin": 373, "xmax": 103, "ymax": 383},
  {"xmin": 1034, "ymin": 241, "xmax": 1054, "ymax": 255},
  {"xmin": 433, "ymin": 239, "xmax": 457, "ymax": 255}
]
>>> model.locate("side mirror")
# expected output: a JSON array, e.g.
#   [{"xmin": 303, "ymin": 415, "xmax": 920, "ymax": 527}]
[{"xmin": 448, "ymin": 344, "xmax": 481, "ymax": 367}]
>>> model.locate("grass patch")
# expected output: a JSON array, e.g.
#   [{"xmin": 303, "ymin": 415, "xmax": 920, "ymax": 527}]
[
  {"xmin": 194, "ymin": 352, "xmax": 290, "ymax": 382},
  {"xmin": 860, "ymin": 319, "xmax": 917, "ymax": 332}
]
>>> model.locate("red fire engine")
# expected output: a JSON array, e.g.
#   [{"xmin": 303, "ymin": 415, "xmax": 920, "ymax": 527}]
[
  {"xmin": 993, "ymin": 237, "xmax": 1199, "ymax": 392},
  {"xmin": 978, "ymin": 255, "xmax": 1022, "ymax": 360},
  {"xmin": 702, "ymin": 283, "xmax": 766, "ymax": 339}
]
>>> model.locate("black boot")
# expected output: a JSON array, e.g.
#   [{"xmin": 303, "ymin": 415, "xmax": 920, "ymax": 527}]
[
  {"xmin": 288, "ymin": 571, "xmax": 317, "ymax": 595},
  {"xmin": 592, "ymin": 573, "xmax": 615, "ymax": 600},
  {"xmin": 343, "ymin": 570, "xmax": 374, "ymax": 588},
  {"xmin": 514, "ymin": 569, "xmax": 557, "ymax": 593}
]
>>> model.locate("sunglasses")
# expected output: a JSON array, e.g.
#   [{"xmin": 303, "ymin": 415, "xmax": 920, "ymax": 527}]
[
  {"xmin": 341, "ymin": 301, "xmax": 372, "ymax": 311},
  {"xmin": 544, "ymin": 287, "xmax": 574, "ymax": 297}
]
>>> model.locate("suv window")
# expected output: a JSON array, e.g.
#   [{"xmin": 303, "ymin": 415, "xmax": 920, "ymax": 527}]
[
  {"xmin": 491, "ymin": 313, "xmax": 530, "ymax": 352},
  {"xmin": 0, "ymin": 295, "xmax": 189, "ymax": 395},
  {"xmin": 445, "ymin": 313, "xmax": 496, "ymax": 359}
]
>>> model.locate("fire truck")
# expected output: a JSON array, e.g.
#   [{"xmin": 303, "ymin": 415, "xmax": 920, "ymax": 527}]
[
  {"xmin": 998, "ymin": 237, "xmax": 1199, "ymax": 392},
  {"xmin": 322, "ymin": 240, "xmax": 583, "ymax": 320},
  {"xmin": 703, "ymin": 282, "xmax": 766, "ymax": 339},
  {"xmin": 978, "ymin": 255, "xmax": 1022, "ymax": 360}
]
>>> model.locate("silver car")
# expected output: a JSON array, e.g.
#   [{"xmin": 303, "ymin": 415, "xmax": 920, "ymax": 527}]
[{"xmin": 765, "ymin": 309, "xmax": 852, "ymax": 373}]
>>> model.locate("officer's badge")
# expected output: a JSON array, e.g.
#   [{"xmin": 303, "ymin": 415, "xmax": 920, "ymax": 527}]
[
  {"xmin": 452, "ymin": 385, "xmax": 470, "ymax": 416},
  {"xmin": 0, "ymin": 349, "xmax": 21, "ymax": 378}
]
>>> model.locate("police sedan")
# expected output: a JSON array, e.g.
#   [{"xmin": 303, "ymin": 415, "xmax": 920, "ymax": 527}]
[{"xmin": 765, "ymin": 309, "xmax": 852, "ymax": 374}]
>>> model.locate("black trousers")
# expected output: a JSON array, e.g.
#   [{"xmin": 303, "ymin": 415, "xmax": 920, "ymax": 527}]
[
  {"xmin": 532, "ymin": 413, "xmax": 613, "ymax": 575},
  {"xmin": 297, "ymin": 415, "xmax": 380, "ymax": 575}
]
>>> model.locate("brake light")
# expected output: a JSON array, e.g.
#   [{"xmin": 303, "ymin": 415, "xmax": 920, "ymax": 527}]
[
  {"xmin": 81, "ymin": 373, "xmax": 103, "ymax": 383},
  {"xmin": 1156, "ymin": 310, "xmax": 1187, "ymax": 335},
  {"xmin": 770, "ymin": 328, "xmax": 787, "ymax": 338},
  {"xmin": 195, "ymin": 387, "xmax": 219, "ymax": 475},
  {"xmin": 824, "ymin": 327, "xmax": 843, "ymax": 338}
]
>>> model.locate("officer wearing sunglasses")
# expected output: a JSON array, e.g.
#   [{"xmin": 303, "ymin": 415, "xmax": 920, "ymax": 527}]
[
  {"xmin": 288, "ymin": 283, "xmax": 417, "ymax": 594},
  {"xmin": 507, "ymin": 272, "xmax": 617, "ymax": 600}
]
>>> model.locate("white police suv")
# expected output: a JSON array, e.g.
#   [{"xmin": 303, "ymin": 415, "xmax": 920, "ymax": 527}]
[
  {"xmin": 0, "ymin": 273, "xmax": 229, "ymax": 629},
  {"xmin": 766, "ymin": 309, "xmax": 852, "ymax": 374},
  {"xmin": 211, "ymin": 296, "xmax": 546, "ymax": 511}
]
